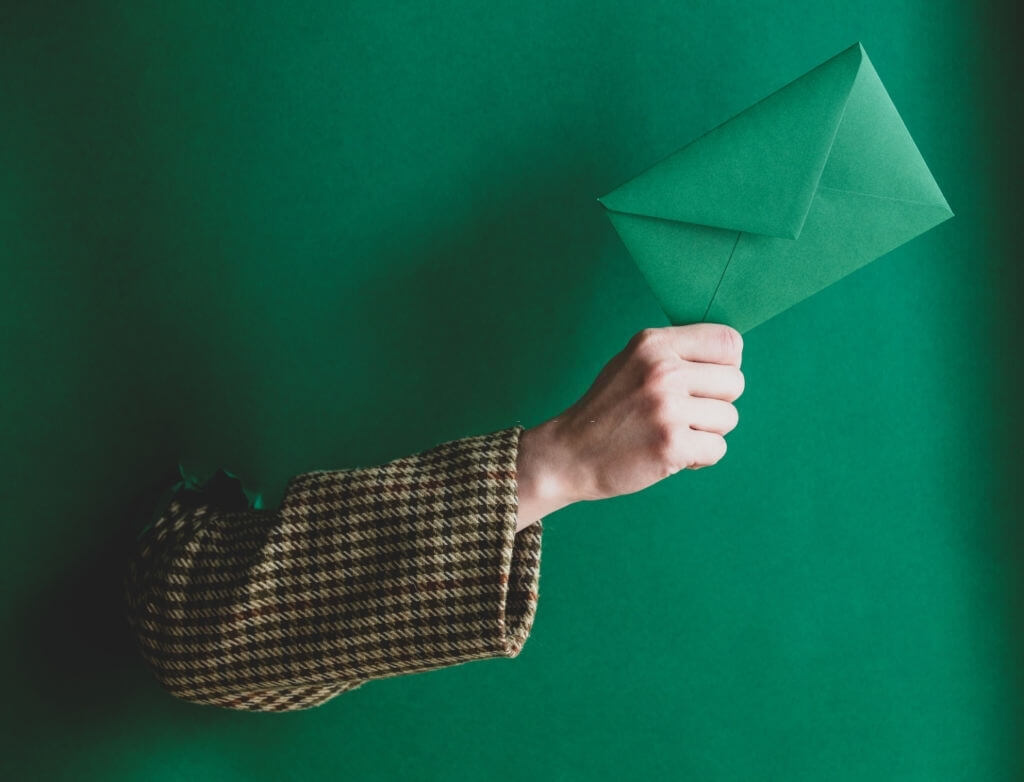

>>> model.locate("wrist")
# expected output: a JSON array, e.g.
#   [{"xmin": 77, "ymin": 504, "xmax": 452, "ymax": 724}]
[{"xmin": 514, "ymin": 420, "xmax": 578, "ymax": 532}]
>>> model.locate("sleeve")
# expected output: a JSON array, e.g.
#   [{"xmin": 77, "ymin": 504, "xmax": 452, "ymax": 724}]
[{"xmin": 122, "ymin": 423, "xmax": 544, "ymax": 712}]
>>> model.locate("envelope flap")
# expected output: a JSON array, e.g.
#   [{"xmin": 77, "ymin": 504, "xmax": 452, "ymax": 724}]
[
  {"xmin": 598, "ymin": 43, "xmax": 866, "ymax": 239},
  {"xmin": 819, "ymin": 47, "xmax": 953, "ymax": 212}
]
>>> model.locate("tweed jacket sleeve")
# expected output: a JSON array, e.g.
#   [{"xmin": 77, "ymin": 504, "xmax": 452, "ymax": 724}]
[{"xmin": 122, "ymin": 423, "xmax": 544, "ymax": 712}]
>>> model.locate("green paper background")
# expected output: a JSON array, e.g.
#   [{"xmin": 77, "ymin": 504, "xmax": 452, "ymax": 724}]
[{"xmin": 2, "ymin": 1, "xmax": 1020, "ymax": 780}]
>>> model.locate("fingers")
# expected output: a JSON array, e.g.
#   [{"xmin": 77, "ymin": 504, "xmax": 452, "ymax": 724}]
[
  {"xmin": 661, "ymin": 322, "xmax": 743, "ymax": 368},
  {"xmin": 685, "ymin": 396, "xmax": 739, "ymax": 435},
  {"xmin": 684, "ymin": 362, "xmax": 745, "ymax": 402},
  {"xmin": 616, "ymin": 323, "xmax": 744, "ymax": 478}
]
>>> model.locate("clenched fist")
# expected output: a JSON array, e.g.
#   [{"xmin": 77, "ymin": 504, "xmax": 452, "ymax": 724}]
[{"xmin": 515, "ymin": 323, "xmax": 745, "ymax": 532}]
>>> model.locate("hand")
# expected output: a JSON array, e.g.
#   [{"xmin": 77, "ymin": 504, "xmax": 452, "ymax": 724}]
[{"xmin": 515, "ymin": 324, "xmax": 745, "ymax": 530}]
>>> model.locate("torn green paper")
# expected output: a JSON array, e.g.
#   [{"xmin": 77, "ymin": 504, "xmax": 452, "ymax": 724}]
[{"xmin": 135, "ymin": 464, "xmax": 264, "ymax": 542}]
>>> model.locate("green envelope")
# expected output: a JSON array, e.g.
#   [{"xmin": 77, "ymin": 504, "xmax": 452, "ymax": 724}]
[{"xmin": 598, "ymin": 42, "xmax": 954, "ymax": 335}]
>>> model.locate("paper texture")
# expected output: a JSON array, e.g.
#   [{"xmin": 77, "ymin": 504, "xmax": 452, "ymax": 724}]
[{"xmin": 598, "ymin": 42, "xmax": 953, "ymax": 334}]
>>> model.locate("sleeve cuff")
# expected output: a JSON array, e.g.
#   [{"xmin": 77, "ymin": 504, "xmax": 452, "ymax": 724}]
[{"xmin": 276, "ymin": 422, "xmax": 544, "ymax": 679}]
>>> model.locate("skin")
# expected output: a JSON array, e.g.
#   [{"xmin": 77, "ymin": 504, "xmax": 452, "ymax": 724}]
[{"xmin": 515, "ymin": 322, "xmax": 745, "ymax": 533}]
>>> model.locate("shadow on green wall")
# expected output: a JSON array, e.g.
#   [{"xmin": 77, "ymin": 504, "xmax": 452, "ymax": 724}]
[
  {"xmin": 980, "ymin": 0, "xmax": 1024, "ymax": 768},
  {"xmin": 13, "ymin": 468, "xmax": 181, "ymax": 712},
  {"xmin": 4, "ymin": 0, "xmax": 608, "ymax": 741}
]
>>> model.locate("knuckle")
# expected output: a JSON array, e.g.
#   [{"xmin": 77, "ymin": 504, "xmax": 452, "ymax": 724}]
[
  {"xmin": 714, "ymin": 435, "xmax": 728, "ymax": 462},
  {"xmin": 668, "ymin": 429, "xmax": 695, "ymax": 469},
  {"xmin": 725, "ymin": 403, "xmax": 739, "ymax": 431},
  {"xmin": 714, "ymin": 324, "xmax": 743, "ymax": 356},
  {"xmin": 681, "ymin": 441, "xmax": 703, "ymax": 469},
  {"xmin": 689, "ymin": 433, "xmax": 728, "ymax": 468},
  {"xmin": 653, "ymin": 421, "xmax": 676, "ymax": 454},
  {"xmin": 629, "ymin": 327, "xmax": 662, "ymax": 355},
  {"xmin": 642, "ymin": 388, "xmax": 673, "ymax": 423},
  {"xmin": 639, "ymin": 357, "xmax": 677, "ymax": 389},
  {"xmin": 734, "ymin": 368, "xmax": 746, "ymax": 398}
]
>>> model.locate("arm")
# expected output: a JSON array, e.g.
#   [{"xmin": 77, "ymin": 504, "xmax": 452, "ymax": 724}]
[{"xmin": 124, "ymin": 322, "xmax": 744, "ymax": 712}]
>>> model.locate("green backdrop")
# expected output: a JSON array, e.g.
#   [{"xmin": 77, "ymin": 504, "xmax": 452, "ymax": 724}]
[{"xmin": 3, "ymin": 1, "xmax": 1021, "ymax": 780}]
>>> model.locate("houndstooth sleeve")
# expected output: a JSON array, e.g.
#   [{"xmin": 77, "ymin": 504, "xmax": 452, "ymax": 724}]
[{"xmin": 122, "ymin": 423, "xmax": 544, "ymax": 712}]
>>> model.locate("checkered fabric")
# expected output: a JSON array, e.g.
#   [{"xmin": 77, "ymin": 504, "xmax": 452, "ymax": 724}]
[{"xmin": 123, "ymin": 423, "xmax": 544, "ymax": 712}]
